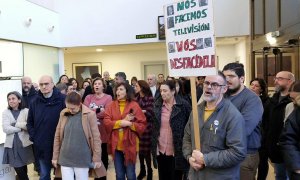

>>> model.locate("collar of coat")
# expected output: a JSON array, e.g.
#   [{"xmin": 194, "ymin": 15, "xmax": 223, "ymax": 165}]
[{"xmin": 61, "ymin": 104, "xmax": 93, "ymax": 116}]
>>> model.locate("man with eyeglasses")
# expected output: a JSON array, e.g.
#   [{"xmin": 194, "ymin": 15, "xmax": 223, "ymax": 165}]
[
  {"xmin": 183, "ymin": 71, "xmax": 247, "ymax": 179},
  {"xmin": 265, "ymin": 71, "xmax": 295, "ymax": 180},
  {"xmin": 222, "ymin": 63, "xmax": 263, "ymax": 180},
  {"xmin": 27, "ymin": 75, "xmax": 66, "ymax": 180}
]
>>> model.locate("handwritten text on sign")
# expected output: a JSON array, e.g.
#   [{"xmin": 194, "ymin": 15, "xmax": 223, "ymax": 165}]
[{"xmin": 165, "ymin": 0, "xmax": 216, "ymax": 77}]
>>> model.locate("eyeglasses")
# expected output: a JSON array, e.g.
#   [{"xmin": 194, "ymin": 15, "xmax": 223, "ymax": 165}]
[
  {"xmin": 203, "ymin": 81, "xmax": 226, "ymax": 90},
  {"xmin": 39, "ymin": 82, "xmax": 50, "ymax": 87},
  {"xmin": 274, "ymin": 77, "xmax": 290, "ymax": 81},
  {"xmin": 225, "ymin": 74, "xmax": 238, "ymax": 79}
]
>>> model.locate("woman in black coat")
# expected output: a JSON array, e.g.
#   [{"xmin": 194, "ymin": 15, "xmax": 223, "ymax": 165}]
[{"xmin": 151, "ymin": 80, "xmax": 192, "ymax": 180}]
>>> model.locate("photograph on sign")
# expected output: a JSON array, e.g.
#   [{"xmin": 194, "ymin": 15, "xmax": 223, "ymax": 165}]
[{"xmin": 164, "ymin": 0, "xmax": 217, "ymax": 77}]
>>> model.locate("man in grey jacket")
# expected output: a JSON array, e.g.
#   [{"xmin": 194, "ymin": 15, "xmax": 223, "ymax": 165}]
[{"xmin": 182, "ymin": 72, "xmax": 247, "ymax": 180}]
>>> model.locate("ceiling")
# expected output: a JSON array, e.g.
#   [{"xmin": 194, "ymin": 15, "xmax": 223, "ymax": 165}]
[{"xmin": 63, "ymin": 36, "xmax": 246, "ymax": 54}]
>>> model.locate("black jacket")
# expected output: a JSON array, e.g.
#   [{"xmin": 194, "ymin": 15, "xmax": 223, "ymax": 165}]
[
  {"xmin": 27, "ymin": 88, "xmax": 66, "ymax": 161},
  {"xmin": 265, "ymin": 92, "xmax": 292, "ymax": 163},
  {"xmin": 22, "ymin": 86, "xmax": 38, "ymax": 108},
  {"xmin": 279, "ymin": 107, "xmax": 300, "ymax": 171},
  {"xmin": 151, "ymin": 95, "xmax": 192, "ymax": 170}
]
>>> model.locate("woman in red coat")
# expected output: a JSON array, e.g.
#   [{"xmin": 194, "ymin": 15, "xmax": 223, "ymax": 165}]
[{"xmin": 104, "ymin": 82, "xmax": 146, "ymax": 180}]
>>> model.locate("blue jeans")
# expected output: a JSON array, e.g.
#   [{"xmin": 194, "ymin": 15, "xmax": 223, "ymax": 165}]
[
  {"xmin": 274, "ymin": 163, "xmax": 289, "ymax": 180},
  {"xmin": 114, "ymin": 150, "xmax": 136, "ymax": 180},
  {"xmin": 39, "ymin": 159, "xmax": 52, "ymax": 180}
]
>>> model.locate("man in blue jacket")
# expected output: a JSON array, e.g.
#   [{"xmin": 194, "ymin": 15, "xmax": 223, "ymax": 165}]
[
  {"xmin": 222, "ymin": 63, "xmax": 263, "ymax": 180},
  {"xmin": 183, "ymin": 72, "xmax": 247, "ymax": 179},
  {"xmin": 27, "ymin": 75, "xmax": 66, "ymax": 180}
]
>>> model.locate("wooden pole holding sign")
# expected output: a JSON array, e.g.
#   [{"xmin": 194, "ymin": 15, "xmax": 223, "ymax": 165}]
[
  {"xmin": 164, "ymin": 0, "xmax": 216, "ymax": 151},
  {"xmin": 190, "ymin": 77, "xmax": 201, "ymax": 150}
]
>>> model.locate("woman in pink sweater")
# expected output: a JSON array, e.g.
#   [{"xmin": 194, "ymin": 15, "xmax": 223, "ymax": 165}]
[{"xmin": 84, "ymin": 77, "xmax": 112, "ymax": 180}]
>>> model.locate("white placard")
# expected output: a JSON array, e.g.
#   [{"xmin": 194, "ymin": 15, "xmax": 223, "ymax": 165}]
[{"xmin": 164, "ymin": 0, "xmax": 217, "ymax": 77}]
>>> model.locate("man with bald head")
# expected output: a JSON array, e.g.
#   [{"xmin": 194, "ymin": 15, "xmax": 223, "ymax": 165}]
[
  {"xmin": 27, "ymin": 75, "xmax": 66, "ymax": 180},
  {"xmin": 265, "ymin": 71, "xmax": 295, "ymax": 179},
  {"xmin": 147, "ymin": 74, "xmax": 160, "ymax": 99},
  {"xmin": 22, "ymin": 76, "xmax": 38, "ymax": 108}
]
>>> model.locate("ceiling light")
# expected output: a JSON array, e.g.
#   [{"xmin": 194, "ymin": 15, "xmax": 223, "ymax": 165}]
[
  {"xmin": 24, "ymin": 18, "xmax": 32, "ymax": 26},
  {"xmin": 96, "ymin": 49, "xmax": 103, "ymax": 52},
  {"xmin": 48, "ymin": 25, "xmax": 55, "ymax": 32},
  {"xmin": 266, "ymin": 33, "xmax": 276, "ymax": 45}
]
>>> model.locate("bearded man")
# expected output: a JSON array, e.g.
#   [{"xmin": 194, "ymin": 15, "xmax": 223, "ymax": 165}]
[
  {"xmin": 222, "ymin": 63, "xmax": 263, "ymax": 180},
  {"xmin": 265, "ymin": 71, "xmax": 295, "ymax": 179}
]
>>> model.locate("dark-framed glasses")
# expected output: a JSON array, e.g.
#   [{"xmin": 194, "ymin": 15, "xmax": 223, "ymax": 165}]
[
  {"xmin": 274, "ymin": 77, "xmax": 290, "ymax": 81},
  {"xmin": 203, "ymin": 81, "xmax": 226, "ymax": 90}
]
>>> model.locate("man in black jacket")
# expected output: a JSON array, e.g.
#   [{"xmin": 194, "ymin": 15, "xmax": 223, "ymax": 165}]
[
  {"xmin": 22, "ymin": 76, "xmax": 38, "ymax": 108},
  {"xmin": 265, "ymin": 71, "xmax": 294, "ymax": 179},
  {"xmin": 280, "ymin": 80, "xmax": 300, "ymax": 180}
]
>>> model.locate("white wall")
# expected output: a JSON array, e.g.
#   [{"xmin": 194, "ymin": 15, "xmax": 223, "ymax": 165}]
[
  {"xmin": 213, "ymin": 0, "xmax": 250, "ymax": 37},
  {"xmin": 23, "ymin": 44, "xmax": 60, "ymax": 83},
  {"xmin": 216, "ymin": 44, "xmax": 236, "ymax": 70},
  {"xmin": 0, "ymin": 0, "xmax": 250, "ymax": 47},
  {"xmin": 64, "ymin": 49, "xmax": 168, "ymax": 82},
  {"xmin": 57, "ymin": 0, "xmax": 250, "ymax": 47},
  {"xmin": 64, "ymin": 42, "xmax": 250, "ymax": 84},
  {"xmin": 216, "ymin": 38, "xmax": 251, "ymax": 84},
  {"xmin": 0, "ymin": 0, "xmax": 60, "ymax": 47}
]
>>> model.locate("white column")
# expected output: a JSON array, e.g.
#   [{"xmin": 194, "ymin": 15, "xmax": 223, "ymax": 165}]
[{"xmin": 58, "ymin": 48, "xmax": 65, "ymax": 75}]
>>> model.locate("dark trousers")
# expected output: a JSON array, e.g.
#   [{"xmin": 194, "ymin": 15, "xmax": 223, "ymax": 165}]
[
  {"xmin": 257, "ymin": 148, "xmax": 269, "ymax": 180},
  {"xmin": 157, "ymin": 153, "xmax": 186, "ymax": 180},
  {"xmin": 139, "ymin": 152, "xmax": 152, "ymax": 173},
  {"xmin": 240, "ymin": 152, "xmax": 260, "ymax": 180},
  {"xmin": 15, "ymin": 165, "xmax": 29, "ymax": 180},
  {"xmin": 95, "ymin": 143, "xmax": 108, "ymax": 180}
]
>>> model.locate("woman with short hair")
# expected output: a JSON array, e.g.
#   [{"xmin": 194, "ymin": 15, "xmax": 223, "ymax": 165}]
[
  {"xmin": 152, "ymin": 80, "xmax": 192, "ymax": 180},
  {"xmin": 104, "ymin": 82, "xmax": 146, "ymax": 180},
  {"xmin": 52, "ymin": 92, "xmax": 106, "ymax": 180}
]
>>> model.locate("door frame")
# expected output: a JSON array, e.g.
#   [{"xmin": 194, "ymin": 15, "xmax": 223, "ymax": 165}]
[{"xmin": 141, "ymin": 61, "xmax": 168, "ymax": 80}]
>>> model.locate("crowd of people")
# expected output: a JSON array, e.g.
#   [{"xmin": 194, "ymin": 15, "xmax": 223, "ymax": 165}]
[{"xmin": 2, "ymin": 63, "xmax": 300, "ymax": 180}]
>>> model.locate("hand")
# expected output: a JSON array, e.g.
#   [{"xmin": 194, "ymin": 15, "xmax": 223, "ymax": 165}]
[
  {"xmin": 295, "ymin": 170, "xmax": 300, "ymax": 174},
  {"xmin": 124, "ymin": 114, "xmax": 134, "ymax": 121},
  {"xmin": 120, "ymin": 120, "xmax": 132, "ymax": 127},
  {"xmin": 93, "ymin": 162, "xmax": 102, "ymax": 169},
  {"xmin": 192, "ymin": 150, "xmax": 205, "ymax": 165},
  {"xmin": 189, "ymin": 157, "xmax": 203, "ymax": 171},
  {"xmin": 52, "ymin": 160, "xmax": 58, "ymax": 168}
]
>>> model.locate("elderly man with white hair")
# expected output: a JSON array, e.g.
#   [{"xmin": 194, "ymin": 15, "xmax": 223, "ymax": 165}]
[
  {"xmin": 147, "ymin": 74, "xmax": 160, "ymax": 99},
  {"xmin": 27, "ymin": 75, "xmax": 66, "ymax": 180}
]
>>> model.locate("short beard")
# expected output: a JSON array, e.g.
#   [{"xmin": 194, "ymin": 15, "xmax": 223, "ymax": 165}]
[
  {"xmin": 226, "ymin": 84, "xmax": 241, "ymax": 95},
  {"xmin": 275, "ymin": 85, "xmax": 286, "ymax": 93}
]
